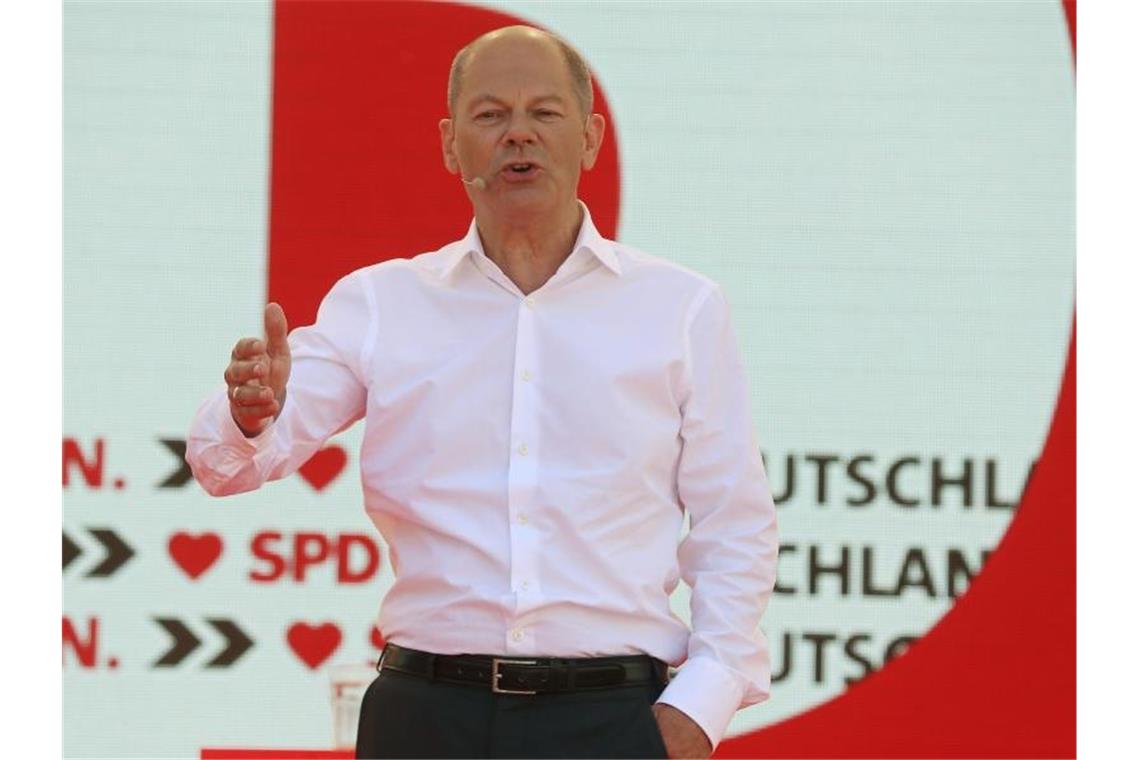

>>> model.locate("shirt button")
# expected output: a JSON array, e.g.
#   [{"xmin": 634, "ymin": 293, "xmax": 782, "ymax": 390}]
[
  {"xmin": 517, "ymin": 513, "xmax": 528, "ymax": 525},
  {"xmin": 517, "ymin": 442, "xmax": 529, "ymax": 456},
  {"xmin": 520, "ymin": 580, "xmax": 530, "ymax": 590},
  {"xmin": 511, "ymin": 629, "xmax": 523, "ymax": 642},
  {"xmin": 521, "ymin": 369, "xmax": 532, "ymax": 382},
  {"xmin": 524, "ymin": 296, "xmax": 536, "ymax": 308}
]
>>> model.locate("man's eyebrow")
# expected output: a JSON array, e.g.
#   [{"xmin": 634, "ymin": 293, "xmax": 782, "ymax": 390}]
[
  {"xmin": 468, "ymin": 94, "xmax": 507, "ymax": 109},
  {"xmin": 467, "ymin": 94, "xmax": 568, "ymax": 109}
]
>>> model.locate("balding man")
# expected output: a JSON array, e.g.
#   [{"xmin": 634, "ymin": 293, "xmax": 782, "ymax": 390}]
[{"xmin": 187, "ymin": 25, "xmax": 778, "ymax": 759}]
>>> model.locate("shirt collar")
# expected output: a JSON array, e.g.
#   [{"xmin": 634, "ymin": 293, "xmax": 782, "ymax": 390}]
[{"xmin": 439, "ymin": 201, "xmax": 622, "ymax": 279}]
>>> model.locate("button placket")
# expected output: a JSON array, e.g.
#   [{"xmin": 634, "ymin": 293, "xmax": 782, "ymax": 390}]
[{"xmin": 505, "ymin": 295, "xmax": 542, "ymax": 652}]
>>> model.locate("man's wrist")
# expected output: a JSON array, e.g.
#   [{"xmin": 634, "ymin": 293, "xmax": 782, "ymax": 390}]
[{"xmin": 656, "ymin": 657, "xmax": 746, "ymax": 751}]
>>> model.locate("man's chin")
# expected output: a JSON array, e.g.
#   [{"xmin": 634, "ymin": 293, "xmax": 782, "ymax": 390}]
[{"xmin": 487, "ymin": 189, "xmax": 562, "ymax": 218}]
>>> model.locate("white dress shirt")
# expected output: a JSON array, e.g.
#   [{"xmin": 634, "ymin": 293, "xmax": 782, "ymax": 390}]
[{"xmin": 186, "ymin": 203, "xmax": 779, "ymax": 748}]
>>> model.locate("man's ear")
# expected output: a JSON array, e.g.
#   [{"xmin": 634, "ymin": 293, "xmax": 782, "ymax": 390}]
[
  {"xmin": 439, "ymin": 118, "xmax": 459, "ymax": 174},
  {"xmin": 580, "ymin": 113, "xmax": 606, "ymax": 171}
]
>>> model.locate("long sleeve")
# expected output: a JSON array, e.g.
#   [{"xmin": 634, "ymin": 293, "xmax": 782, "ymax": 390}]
[
  {"xmin": 655, "ymin": 284, "xmax": 780, "ymax": 749},
  {"xmin": 185, "ymin": 271, "xmax": 375, "ymax": 496}
]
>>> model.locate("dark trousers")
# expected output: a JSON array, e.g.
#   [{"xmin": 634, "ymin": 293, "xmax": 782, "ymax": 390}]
[{"xmin": 355, "ymin": 666, "xmax": 669, "ymax": 758}]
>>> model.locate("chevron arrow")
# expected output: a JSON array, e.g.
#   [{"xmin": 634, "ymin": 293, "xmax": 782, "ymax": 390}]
[
  {"xmin": 204, "ymin": 619, "xmax": 254, "ymax": 668},
  {"xmin": 63, "ymin": 531, "xmax": 80, "ymax": 570},
  {"xmin": 158, "ymin": 438, "xmax": 192, "ymax": 488},
  {"xmin": 153, "ymin": 618, "xmax": 201, "ymax": 667},
  {"xmin": 85, "ymin": 528, "xmax": 135, "ymax": 578}
]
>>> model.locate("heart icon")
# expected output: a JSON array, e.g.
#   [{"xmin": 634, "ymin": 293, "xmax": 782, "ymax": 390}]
[
  {"xmin": 287, "ymin": 621, "xmax": 342, "ymax": 669},
  {"xmin": 370, "ymin": 625, "xmax": 386, "ymax": 651},
  {"xmin": 298, "ymin": 445, "xmax": 348, "ymax": 491},
  {"xmin": 168, "ymin": 532, "xmax": 223, "ymax": 580}
]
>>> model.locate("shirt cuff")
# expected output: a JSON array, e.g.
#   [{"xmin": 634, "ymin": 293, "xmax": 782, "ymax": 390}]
[{"xmin": 655, "ymin": 656, "xmax": 745, "ymax": 751}]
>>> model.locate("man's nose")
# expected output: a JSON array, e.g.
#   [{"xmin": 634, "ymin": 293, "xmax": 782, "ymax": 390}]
[{"xmin": 500, "ymin": 111, "xmax": 537, "ymax": 147}]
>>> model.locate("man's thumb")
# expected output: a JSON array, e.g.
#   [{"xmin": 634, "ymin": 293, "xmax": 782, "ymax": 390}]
[{"xmin": 264, "ymin": 302, "xmax": 290, "ymax": 356}]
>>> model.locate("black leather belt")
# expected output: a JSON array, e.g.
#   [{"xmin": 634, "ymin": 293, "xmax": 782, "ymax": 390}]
[{"xmin": 378, "ymin": 643, "xmax": 668, "ymax": 695}]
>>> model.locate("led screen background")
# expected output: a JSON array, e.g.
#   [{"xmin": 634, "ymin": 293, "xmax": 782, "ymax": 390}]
[{"xmin": 63, "ymin": 1, "xmax": 1074, "ymax": 757}]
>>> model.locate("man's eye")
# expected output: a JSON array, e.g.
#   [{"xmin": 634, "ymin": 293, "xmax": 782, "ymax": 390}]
[
  {"xmin": 536, "ymin": 110, "xmax": 562, "ymax": 120},
  {"xmin": 475, "ymin": 111, "xmax": 501, "ymax": 121}
]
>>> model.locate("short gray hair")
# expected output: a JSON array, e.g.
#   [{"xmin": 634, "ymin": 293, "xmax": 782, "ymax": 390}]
[{"xmin": 447, "ymin": 29, "xmax": 594, "ymax": 118}]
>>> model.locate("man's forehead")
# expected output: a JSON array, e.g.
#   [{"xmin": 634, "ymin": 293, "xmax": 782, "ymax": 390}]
[
  {"xmin": 459, "ymin": 39, "xmax": 573, "ymax": 100},
  {"xmin": 465, "ymin": 25, "xmax": 558, "ymax": 55},
  {"xmin": 447, "ymin": 24, "xmax": 590, "ymax": 117},
  {"xmin": 464, "ymin": 32, "xmax": 563, "ymax": 71}
]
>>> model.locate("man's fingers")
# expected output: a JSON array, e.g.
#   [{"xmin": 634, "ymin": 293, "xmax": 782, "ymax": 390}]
[
  {"xmin": 231, "ymin": 337, "xmax": 265, "ymax": 360},
  {"xmin": 226, "ymin": 306, "xmax": 287, "ymax": 437},
  {"xmin": 264, "ymin": 302, "xmax": 290, "ymax": 358},
  {"xmin": 229, "ymin": 384, "xmax": 276, "ymax": 406},
  {"xmin": 224, "ymin": 359, "xmax": 266, "ymax": 386}
]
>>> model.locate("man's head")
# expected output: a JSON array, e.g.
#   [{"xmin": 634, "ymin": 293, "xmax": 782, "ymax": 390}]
[
  {"xmin": 447, "ymin": 27, "xmax": 594, "ymax": 119},
  {"xmin": 439, "ymin": 26, "xmax": 605, "ymax": 221}
]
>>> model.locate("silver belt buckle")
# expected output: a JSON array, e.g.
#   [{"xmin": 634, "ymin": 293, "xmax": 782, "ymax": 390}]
[{"xmin": 491, "ymin": 658, "xmax": 538, "ymax": 694}]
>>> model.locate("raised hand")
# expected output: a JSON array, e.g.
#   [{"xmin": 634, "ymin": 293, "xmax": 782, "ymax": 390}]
[{"xmin": 224, "ymin": 302, "xmax": 292, "ymax": 437}]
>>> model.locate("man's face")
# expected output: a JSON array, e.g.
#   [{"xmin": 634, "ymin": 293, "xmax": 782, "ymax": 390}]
[{"xmin": 440, "ymin": 32, "xmax": 604, "ymax": 220}]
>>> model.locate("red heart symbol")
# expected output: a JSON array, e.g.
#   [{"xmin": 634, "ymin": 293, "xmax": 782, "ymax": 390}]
[
  {"xmin": 370, "ymin": 625, "xmax": 386, "ymax": 651},
  {"xmin": 168, "ymin": 532, "xmax": 223, "ymax": 580},
  {"xmin": 298, "ymin": 445, "xmax": 347, "ymax": 491},
  {"xmin": 287, "ymin": 621, "xmax": 342, "ymax": 669}
]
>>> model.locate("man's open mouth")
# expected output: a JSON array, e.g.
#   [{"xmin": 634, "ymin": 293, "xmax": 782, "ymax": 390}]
[{"xmin": 502, "ymin": 162, "xmax": 538, "ymax": 177}]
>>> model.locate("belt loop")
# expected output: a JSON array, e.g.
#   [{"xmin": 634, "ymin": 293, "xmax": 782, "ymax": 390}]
[
  {"xmin": 376, "ymin": 643, "xmax": 390, "ymax": 673},
  {"xmin": 427, "ymin": 652, "xmax": 437, "ymax": 681}
]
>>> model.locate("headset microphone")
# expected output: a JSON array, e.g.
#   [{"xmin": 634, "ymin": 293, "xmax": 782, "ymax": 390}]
[{"xmin": 461, "ymin": 176, "xmax": 488, "ymax": 191}]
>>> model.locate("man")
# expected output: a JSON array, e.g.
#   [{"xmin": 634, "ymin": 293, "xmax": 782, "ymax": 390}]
[{"xmin": 187, "ymin": 25, "xmax": 778, "ymax": 759}]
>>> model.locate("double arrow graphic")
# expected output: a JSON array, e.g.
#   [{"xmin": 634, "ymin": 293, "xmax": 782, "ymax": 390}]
[
  {"xmin": 158, "ymin": 439, "xmax": 192, "ymax": 488},
  {"xmin": 63, "ymin": 528, "xmax": 135, "ymax": 577},
  {"xmin": 152, "ymin": 617, "xmax": 254, "ymax": 668}
]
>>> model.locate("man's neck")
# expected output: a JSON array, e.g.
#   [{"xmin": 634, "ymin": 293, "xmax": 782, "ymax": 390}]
[{"xmin": 476, "ymin": 203, "xmax": 583, "ymax": 295}]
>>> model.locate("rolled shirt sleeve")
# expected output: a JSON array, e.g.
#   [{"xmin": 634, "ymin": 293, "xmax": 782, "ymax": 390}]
[
  {"xmin": 185, "ymin": 271, "xmax": 374, "ymax": 496},
  {"xmin": 655, "ymin": 284, "xmax": 780, "ymax": 749}
]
